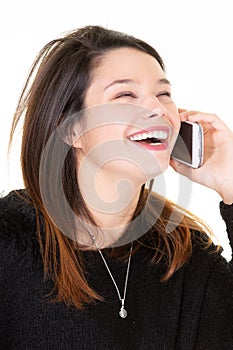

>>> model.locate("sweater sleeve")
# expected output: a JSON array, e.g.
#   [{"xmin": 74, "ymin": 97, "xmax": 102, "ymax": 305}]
[
  {"xmin": 194, "ymin": 255, "xmax": 233, "ymax": 350},
  {"xmin": 219, "ymin": 201, "xmax": 233, "ymax": 271}
]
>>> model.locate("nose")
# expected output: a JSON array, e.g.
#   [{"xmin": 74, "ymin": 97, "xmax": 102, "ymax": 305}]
[{"xmin": 142, "ymin": 96, "xmax": 167, "ymax": 119}]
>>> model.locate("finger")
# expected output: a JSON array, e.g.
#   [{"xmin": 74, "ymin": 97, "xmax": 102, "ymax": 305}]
[
  {"xmin": 178, "ymin": 108, "xmax": 187, "ymax": 114},
  {"xmin": 179, "ymin": 109, "xmax": 200, "ymax": 117},
  {"xmin": 178, "ymin": 109, "xmax": 201, "ymax": 122},
  {"xmin": 186, "ymin": 113, "xmax": 228, "ymax": 131}
]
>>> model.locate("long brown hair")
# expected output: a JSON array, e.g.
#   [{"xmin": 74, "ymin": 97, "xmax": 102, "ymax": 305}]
[{"xmin": 10, "ymin": 25, "xmax": 214, "ymax": 309}]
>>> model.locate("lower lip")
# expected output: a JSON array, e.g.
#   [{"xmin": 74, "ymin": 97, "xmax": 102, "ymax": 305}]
[{"xmin": 130, "ymin": 140, "xmax": 168, "ymax": 151}]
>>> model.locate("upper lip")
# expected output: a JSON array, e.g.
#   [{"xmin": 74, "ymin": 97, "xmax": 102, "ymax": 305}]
[{"xmin": 127, "ymin": 126, "xmax": 170, "ymax": 141}]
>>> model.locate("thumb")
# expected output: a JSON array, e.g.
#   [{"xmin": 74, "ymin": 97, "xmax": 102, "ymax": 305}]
[{"xmin": 170, "ymin": 158, "xmax": 193, "ymax": 178}]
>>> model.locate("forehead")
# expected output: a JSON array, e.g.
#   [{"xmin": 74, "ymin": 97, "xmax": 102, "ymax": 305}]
[{"xmin": 91, "ymin": 47, "xmax": 165, "ymax": 82}]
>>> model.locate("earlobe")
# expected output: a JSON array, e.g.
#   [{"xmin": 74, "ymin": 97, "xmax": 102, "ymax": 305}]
[
  {"xmin": 59, "ymin": 121, "xmax": 83, "ymax": 149},
  {"xmin": 72, "ymin": 132, "xmax": 83, "ymax": 149}
]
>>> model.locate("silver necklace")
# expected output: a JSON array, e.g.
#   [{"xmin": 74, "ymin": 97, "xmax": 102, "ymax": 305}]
[{"xmin": 97, "ymin": 243, "xmax": 133, "ymax": 319}]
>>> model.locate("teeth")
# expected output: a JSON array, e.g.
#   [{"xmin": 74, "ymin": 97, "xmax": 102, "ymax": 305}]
[{"xmin": 129, "ymin": 130, "xmax": 168, "ymax": 141}]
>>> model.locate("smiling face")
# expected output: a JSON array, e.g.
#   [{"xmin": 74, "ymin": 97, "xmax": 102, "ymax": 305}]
[{"xmin": 74, "ymin": 48, "xmax": 180, "ymax": 193}]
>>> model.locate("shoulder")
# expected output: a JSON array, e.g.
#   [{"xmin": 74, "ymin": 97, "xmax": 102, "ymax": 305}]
[
  {"xmin": 0, "ymin": 189, "xmax": 40, "ymax": 265},
  {"xmin": 0, "ymin": 189, "xmax": 37, "ymax": 238},
  {"xmin": 181, "ymin": 230, "xmax": 233, "ymax": 307},
  {"xmin": 178, "ymin": 231, "xmax": 233, "ymax": 348},
  {"xmin": 187, "ymin": 229, "xmax": 232, "ymax": 282}
]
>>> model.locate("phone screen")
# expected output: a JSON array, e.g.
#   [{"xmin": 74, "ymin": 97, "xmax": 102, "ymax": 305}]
[{"xmin": 171, "ymin": 122, "xmax": 192, "ymax": 163}]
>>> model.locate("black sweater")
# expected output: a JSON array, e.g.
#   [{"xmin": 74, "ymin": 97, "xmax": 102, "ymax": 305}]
[{"xmin": 0, "ymin": 190, "xmax": 233, "ymax": 350}]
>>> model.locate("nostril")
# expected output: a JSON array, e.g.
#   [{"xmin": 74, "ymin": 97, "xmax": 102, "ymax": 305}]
[
  {"xmin": 146, "ymin": 112, "xmax": 165, "ymax": 119},
  {"xmin": 148, "ymin": 113, "xmax": 159, "ymax": 118},
  {"xmin": 135, "ymin": 105, "xmax": 166, "ymax": 120}
]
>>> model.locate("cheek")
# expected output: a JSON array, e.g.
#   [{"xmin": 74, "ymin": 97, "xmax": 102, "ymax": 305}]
[
  {"xmin": 169, "ymin": 104, "xmax": 180, "ymax": 129},
  {"xmin": 173, "ymin": 116, "xmax": 181, "ymax": 132},
  {"xmin": 81, "ymin": 126, "xmax": 125, "ymax": 153},
  {"xmin": 166, "ymin": 106, "xmax": 180, "ymax": 148}
]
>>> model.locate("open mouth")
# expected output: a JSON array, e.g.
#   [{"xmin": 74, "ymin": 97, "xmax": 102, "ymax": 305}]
[{"xmin": 128, "ymin": 127, "xmax": 169, "ymax": 150}]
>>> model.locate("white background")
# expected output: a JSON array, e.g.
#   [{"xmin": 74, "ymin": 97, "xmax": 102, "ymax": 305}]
[{"xmin": 0, "ymin": 0, "xmax": 232, "ymax": 259}]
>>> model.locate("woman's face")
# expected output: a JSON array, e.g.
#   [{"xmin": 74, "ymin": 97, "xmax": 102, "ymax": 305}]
[{"xmin": 75, "ymin": 47, "xmax": 180, "ymax": 185}]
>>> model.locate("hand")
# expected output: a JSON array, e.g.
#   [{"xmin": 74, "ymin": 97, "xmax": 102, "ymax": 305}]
[{"xmin": 170, "ymin": 109, "xmax": 233, "ymax": 204}]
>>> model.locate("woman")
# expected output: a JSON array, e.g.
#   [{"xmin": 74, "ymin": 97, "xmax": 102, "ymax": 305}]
[{"xmin": 1, "ymin": 25, "xmax": 233, "ymax": 349}]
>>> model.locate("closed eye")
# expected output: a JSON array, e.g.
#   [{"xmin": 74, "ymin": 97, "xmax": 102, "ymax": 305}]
[
  {"xmin": 157, "ymin": 91, "xmax": 171, "ymax": 98},
  {"xmin": 114, "ymin": 91, "xmax": 137, "ymax": 99}
]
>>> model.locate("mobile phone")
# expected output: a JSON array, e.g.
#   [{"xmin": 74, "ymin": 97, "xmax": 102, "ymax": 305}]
[{"xmin": 171, "ymin": 121, "xmax": 204, "ymax": 168}]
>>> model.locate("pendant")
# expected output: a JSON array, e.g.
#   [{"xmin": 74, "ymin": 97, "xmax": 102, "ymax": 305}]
[{"xmin": 119, "ymin": 306, "xmax": 127, "ymax": 318}]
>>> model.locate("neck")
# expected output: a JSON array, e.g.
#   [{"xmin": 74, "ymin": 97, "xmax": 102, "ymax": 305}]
[
  {"xmin": 78, "ymin": 165, "xmax": 143, "ymax": 249},
  {"xmin": 90, "ymin": 190, "xmax": 141, "ymax": 247}
]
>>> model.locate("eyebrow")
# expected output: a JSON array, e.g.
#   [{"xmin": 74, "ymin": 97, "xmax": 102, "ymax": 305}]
[
  {"xmin": 158, "ymin": 78, "xmax": 171, "ymax": 86},
  {"xmin": 104, "ymin": 78, "xmax": 171, "ymax": 91}
]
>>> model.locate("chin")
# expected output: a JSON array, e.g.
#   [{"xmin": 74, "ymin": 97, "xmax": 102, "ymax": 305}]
[{"xmin": 146, "ymin": 158, "xmax": 170, "ymax": 179}]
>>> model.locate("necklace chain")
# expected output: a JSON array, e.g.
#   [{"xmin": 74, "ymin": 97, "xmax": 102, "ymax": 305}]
[{"xmin": 97, "ymin": 243, "xmax": 133, "ymax": 319}]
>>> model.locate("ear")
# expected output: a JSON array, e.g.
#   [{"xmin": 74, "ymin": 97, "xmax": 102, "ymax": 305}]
[
  {"xmin": 58, "ymin": 121, "xmax": 83, "ymax": 149},
  {"xmin": 71, "ymin": 130, "xmax": 83, "ymax": 149}
]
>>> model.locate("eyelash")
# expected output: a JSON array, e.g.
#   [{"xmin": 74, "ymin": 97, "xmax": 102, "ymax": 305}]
[
  {"xmin": 114, "ymin": 91, "xmax": 171, "ymax": 99},
  {"xmin": 157, "ymin": 91, "xmax": 171, "ymax": 98},
  {"xmin": 115, "ymin": 91, "xmax": 136, "ymax": 99}
]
